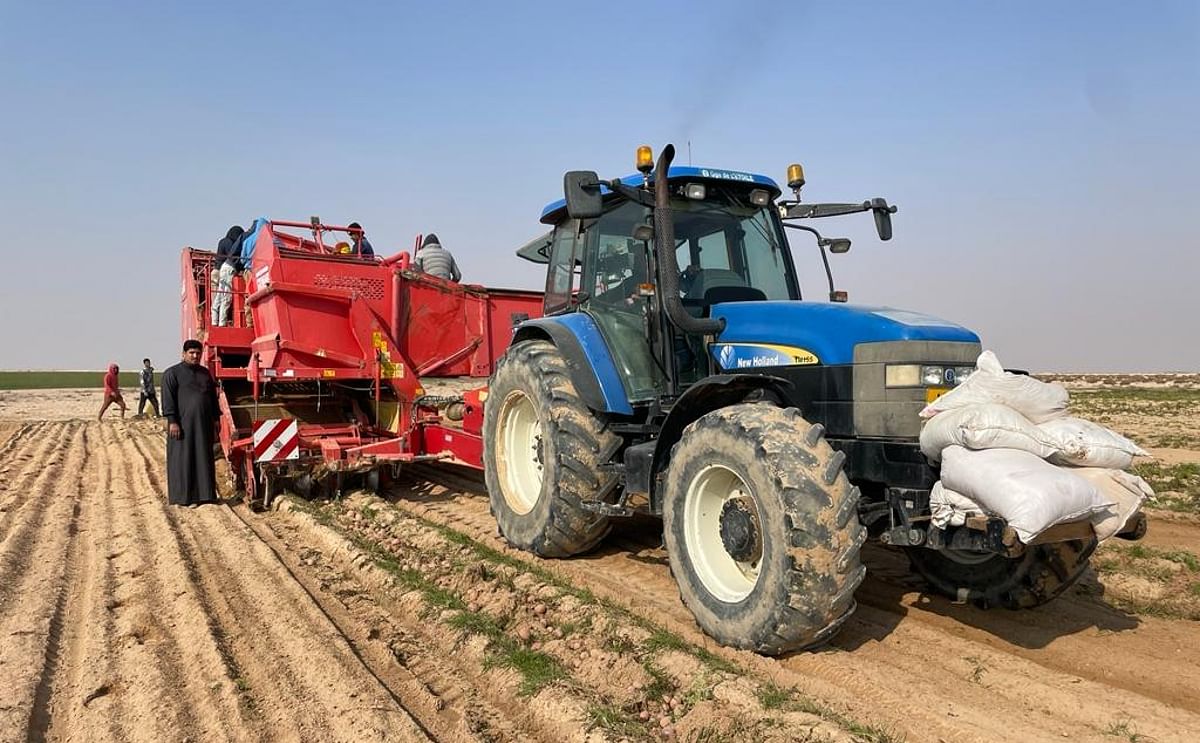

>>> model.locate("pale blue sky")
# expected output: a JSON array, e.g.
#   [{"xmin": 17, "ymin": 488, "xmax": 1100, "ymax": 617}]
[{"xmin": 1, "ymin": 1, "xmax": 1196, "ymax": 371}]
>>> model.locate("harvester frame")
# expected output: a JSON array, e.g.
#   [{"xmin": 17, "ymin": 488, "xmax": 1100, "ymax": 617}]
[{"xmin": 181, "ymin": 219, "xmax": 540, "ymax": 507}]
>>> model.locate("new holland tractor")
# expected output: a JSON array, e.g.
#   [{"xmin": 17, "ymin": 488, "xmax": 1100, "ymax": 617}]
[{"xmin": 482, "ymin": 144, "xmax": 1108, "ymax": 655}]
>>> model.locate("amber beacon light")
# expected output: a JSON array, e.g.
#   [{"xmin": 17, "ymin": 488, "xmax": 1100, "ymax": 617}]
[
  {"xmin": 636, "ymin": 145, "xmax": 654, "ymax": 173},
  {"xmin": 786, "ymin": 163, "xmax": 805, "ymax": 190}
]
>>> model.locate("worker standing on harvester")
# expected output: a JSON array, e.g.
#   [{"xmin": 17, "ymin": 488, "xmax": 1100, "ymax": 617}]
[
  {"xmin": 414, "ymin": 233, "xmax": 461, "ymax": 281},
  {"xmin": 348, "ymin": 221, "xmax": 375, "ymax": 259},
  {"xmin": 162, "ymin": 340, "xmax": 219, "ymax": 507},
  {"xmin": 211, "ymin": 225, "xmax": 244, "ymax": 327}
]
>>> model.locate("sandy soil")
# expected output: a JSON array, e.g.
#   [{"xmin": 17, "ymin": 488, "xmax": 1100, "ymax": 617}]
[
  {"xmin": 0, "ymin": 389, "xmax": 111, "ymax": 421},
  {"xmin": 394, "ymin": 463, "xmax": 1200, "ymax": 743},
  {"xmin": 0, "ymin": 393, "xmax": 863, "ymax": 742},
  {"xmin": 0, "ymin": 419, "xmax": 439, "ymax": 742},
  {"xmin": 3, "ymin": 384, "xmax": 1199, "ymax": 742}
]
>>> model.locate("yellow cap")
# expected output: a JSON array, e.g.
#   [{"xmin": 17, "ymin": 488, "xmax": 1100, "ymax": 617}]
[
  {"xmin": 335, "ymin": 241, "xmax": 351, "ymax": 254},
  {"xmin": 636, "ymin": 145, "xmax": 654, "ymax": 173},
  {"xmin": 787, "ymin": 163, "xmax": 805, "ymax": 190}
]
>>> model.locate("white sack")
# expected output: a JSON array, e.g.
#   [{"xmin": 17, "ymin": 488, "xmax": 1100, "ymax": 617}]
[
  {"xmin": 929, "ymin": 481, "xmax": 988, "ymax": 529},
  {"xmin": 939, "ymin": 445, "xmax": 1114, "ymax": 543},
  {"xmin": 1071, "ymin": 467, "xmax": 1154, "ymax": 542},
  {"xmin": 920, "ymin": 350, "xmax": 1069, "ymax": 424},
  {"xmin": 919, "ymin": 404, "xmax": 1061, "ymax": 462},
  {"xmin": 1038, "ymin": 417, "xmax": 1149, "ymax": 470}
]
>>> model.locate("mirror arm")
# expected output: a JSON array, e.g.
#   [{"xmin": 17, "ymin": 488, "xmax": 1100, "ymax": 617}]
[
  {"xmin": 779, "ymin": 198, "xmax": 897, "ymax": 220},
  {"xmin": 817, "ymin": 242, "xmax": 836, "ymax": 297},
  {"xmin": 607, "ymin": 179, "xmax": 656, "ymax": 208},
  {"xmin": 783, "ymin": 223, "xmax": 837, "ymax": 297},
  {"xmin": 782, "ymin": 222, "xmax": 821, "ymax": 237}
]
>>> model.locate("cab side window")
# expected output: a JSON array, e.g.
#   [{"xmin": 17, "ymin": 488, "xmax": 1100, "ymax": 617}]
[{"xmin": 544, "ymin": 220, "xmax": 579, "ymax": 315}]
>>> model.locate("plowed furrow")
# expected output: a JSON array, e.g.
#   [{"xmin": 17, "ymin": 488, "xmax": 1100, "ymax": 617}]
[
  {"xmin": 35, "ymin": 422, "xmax": 124, "ymax": 743},
  {"xmin": 231, "ymin": 501, "xmax": 524, "ymax": 742},
  {"xmin": 125, "ymin": 430, "xmax": 433, "ymax": 742},
  {"xmin": 128, "ymin": 428, "xmax": 525, "ymax": 742},
  {"xmin": 0, "ymin": 421, "xmax": 41, "ymax": 462},
  {"xmin": 816, "ymin": 600, "xmax": 1200, "ymax": 739},
  {"xmin": 73, "ymin": 424, "xmax": 251, "ymax": 742},
  {"xmin": 393, "ymin": 467, "xmax": 1200, "ymax": 743},
  {"xmin": 851, "ymin": 544, "xmax": 1200, "ymax": 713},
  {"xmin": 0, "ymin": 424, "xmax": 88, "ymax": 738},
  {"xmin": 0, "ymin": 421, "xmax": 75, "ymax": 542}
]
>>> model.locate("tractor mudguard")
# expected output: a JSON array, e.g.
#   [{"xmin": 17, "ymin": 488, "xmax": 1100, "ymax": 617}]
[
  {"xmin": 511, "ymin": 315, "xmax": 633, "ymax": 415},
  {"xmin": 641, "ymin": 374, "xmax": 792, "ymax": 513}
]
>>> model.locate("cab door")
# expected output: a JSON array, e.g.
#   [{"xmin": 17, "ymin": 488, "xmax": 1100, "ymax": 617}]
[{"xmin": 576, "ymin": 201, "xmax": 665, "ymax": 404}]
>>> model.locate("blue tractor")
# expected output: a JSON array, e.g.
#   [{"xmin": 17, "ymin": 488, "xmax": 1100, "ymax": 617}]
[{"xmin": 482, "ymin": 144, "xmax": 1100, "ymax": 654}]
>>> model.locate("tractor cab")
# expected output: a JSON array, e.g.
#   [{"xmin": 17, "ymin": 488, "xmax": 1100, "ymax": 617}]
[{"xmin": 530, "ymin": 162, "xmax": 801, "ymax": 401}]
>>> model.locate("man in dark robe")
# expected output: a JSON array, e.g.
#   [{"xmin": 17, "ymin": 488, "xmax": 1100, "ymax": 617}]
[{"xmin": 162, "ymin": 339, "xmax": 220, "ymax": 506}]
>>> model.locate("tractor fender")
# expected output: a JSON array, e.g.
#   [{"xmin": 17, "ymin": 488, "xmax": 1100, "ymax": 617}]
[
  {"xmin": 510, "ymin": 315, "xmax": 634, "ymax": 415},
  {"xmin": 646, "ymin": 374, "xmax": 792, "ymax": 513}
]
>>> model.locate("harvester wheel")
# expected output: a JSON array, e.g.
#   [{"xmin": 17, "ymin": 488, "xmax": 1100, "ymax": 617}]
[
  {"xmin": 483, "ymin": 340, "xmax": 621, "ymax": 557},
  {"xmin": 663, "ymin": 404, "xmax": 866, "ymax": 655},
  {"xmin": 242, "ymin": 456, "xmax": 260, "ymax": 509},
  {"xmin": 366, "ymin": 467, "xmax": 391, "ymax": 494},
  {"xmin": 293, "ymin": 472, "xmax": 322, "ymax": 499},
  {"xmin": 906, "ymin": 538, "xmax": 1097, "ymax": 609}
]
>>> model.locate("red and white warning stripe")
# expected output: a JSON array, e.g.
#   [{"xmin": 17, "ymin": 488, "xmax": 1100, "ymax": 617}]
[{"xmin": 253, "ymin": 418, "xmax": 300, "ymax": 462}]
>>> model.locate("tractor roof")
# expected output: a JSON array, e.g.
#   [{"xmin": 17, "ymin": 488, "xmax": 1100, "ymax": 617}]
[{"xmin": 539, "ymin": 166, "xmax": 781, "ymax": 225}]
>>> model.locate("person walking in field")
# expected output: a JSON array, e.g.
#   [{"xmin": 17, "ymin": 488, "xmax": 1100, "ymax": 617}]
[
  {"xmin": 414, "ymin": 233, "xmax": 461, "ymax": 281},
  {"xmin": 137, "ymin": 357, "xmax": 160, "ymax": 417},
  {"xmin": 162, "ymin": 340, "xmax": 219, "ymax": 507},
  {"xmin": 98, "ymin": 363, "xmax": 127, "ymax": 420}
]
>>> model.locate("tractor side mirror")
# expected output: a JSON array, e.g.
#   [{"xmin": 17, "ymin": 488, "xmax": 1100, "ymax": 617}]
[
  {"xmin": 564, "ymin": 171, "xmax": 604, "ymax": 219},
  {"xmin": 869, "ymin": 198, "xmax": 896, "ymax": 241},
  {"xmin": 827, "ymin": 238, "xmax": 851, "ymax": 254}
]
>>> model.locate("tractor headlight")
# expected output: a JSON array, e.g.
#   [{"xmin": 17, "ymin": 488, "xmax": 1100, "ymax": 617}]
[
  {"xmin": 684, "ymin": 183, "xmax": 706, "ymax": 200},
  {"xmin": 884, "ymin": 364, "xmax": 921, "ymax": 387},
  {"xmin": 885, "ymin": 364, "xmax": 977, "ymax": 388},
  {"xmin": 949, "ymin": 366, "xmax": 976, "ymax": 386}
]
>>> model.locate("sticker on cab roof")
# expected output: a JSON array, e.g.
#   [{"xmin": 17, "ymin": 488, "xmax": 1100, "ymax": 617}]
[{"xmin": 699, "ymin": 169, "xmax": 756, "ymax": 183}]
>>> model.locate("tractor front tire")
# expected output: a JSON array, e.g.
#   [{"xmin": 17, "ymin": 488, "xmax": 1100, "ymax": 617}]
[
  {"xmin": 483, "ymin": 340, "xmax": 621, "ymax": 557},
  {"xmin": 906, "ymin": 538, "xmax": 1097, "ymax": 608},
  {"xmin": 663, "ymin": 404, "xmax": 866, "ymax": 655}
]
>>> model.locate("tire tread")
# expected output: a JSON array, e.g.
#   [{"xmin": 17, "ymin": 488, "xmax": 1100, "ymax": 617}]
[{"xmin": 483, "ymin": 340, "xmax": 619, "ymax": 558}]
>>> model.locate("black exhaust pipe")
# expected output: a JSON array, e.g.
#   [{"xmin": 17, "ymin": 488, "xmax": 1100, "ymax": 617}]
[{"xmin": 653, "ymin": 144, "xmax": 724, "ymax": 335}]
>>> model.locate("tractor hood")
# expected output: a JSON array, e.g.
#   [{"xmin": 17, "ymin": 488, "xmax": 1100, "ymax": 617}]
[{"xmin": 709, "ymin": 301, "xmax": 980, "ymax": 369}]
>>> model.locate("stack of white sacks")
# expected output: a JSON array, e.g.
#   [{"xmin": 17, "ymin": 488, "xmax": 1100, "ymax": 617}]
[{"xmin": 919, "ymin": 351, "xmax": 1153, "ymax": 545}]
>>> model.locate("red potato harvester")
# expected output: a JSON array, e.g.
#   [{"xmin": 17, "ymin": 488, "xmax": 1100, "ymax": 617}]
[{"xmin": 181, "ymin": 218, "xmax": 543, "ymax": 506}]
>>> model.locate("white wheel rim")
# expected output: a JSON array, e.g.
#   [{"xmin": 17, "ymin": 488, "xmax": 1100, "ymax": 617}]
[
  {"xmin": 497, "ymin": 390, "xmax": 543, "ymax": 515},
  {"xmin": 683, "ymin": 464, "xmax": 763, "ymax": 603}
]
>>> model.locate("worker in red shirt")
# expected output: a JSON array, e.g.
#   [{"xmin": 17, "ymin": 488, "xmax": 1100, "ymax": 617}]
[{"xmin": 98, "ymin": 362, "xmax": 127, "ymax": 421}]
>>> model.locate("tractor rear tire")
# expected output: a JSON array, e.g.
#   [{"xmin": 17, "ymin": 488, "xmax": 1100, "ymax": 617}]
[
  {"xmin": 663, "ymin": 404, "xmax": 866, "ymax": 655},
  {"xmin": 906, "ymin": 538, "xmax": 1097, "ymax": 608},
  {"xmin": 483, "ymin": 340, "xmax": 621, "ymax": 557}
]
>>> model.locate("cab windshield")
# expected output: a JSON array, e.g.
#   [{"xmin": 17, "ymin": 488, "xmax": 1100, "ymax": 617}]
[{"xmin": 672, "ymin": 187, "xmax": 797, "ymax": 302}]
